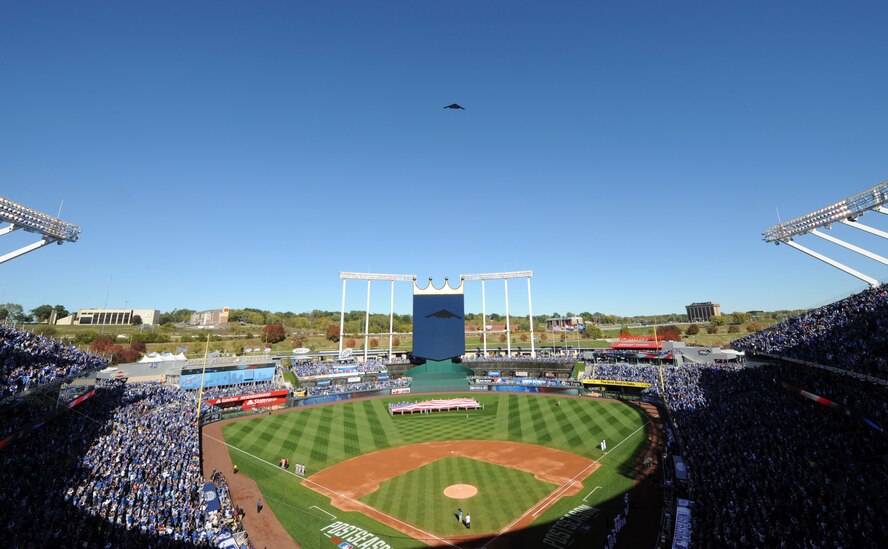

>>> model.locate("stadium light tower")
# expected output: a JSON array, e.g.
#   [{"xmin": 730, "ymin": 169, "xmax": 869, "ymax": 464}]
[
  {"xmin": 338, "ymin": 272, "xmax": 415, "ymax": 361},
  {"xmin": 461, "ymin": 271, "xmax": 535, "ymax": 358},
  {"xmin": 0, "ymin": 195, "xmax": 80, "ymax": 265},
  {"xmin": 763, "ymin": 181, "xmax": 888, "ymax": 288}
]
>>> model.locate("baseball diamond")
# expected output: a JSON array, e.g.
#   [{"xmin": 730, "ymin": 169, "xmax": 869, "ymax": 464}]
[{"xmin": 206, "ymin": 392, "xmax": 656, "ymax": 548}]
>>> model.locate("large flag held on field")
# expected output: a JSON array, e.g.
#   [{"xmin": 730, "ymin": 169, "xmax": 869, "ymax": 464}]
[{"xmin": 389, "ymin": 398, "xmax": 481, "ymax": 414}]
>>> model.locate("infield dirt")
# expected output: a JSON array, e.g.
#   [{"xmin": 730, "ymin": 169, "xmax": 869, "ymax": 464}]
[{"xmin": 304, "ymin": 440, "xmax": 600, "ymax": 546}]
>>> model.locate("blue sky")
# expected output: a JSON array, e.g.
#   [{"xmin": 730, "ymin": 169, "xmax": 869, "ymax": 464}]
[{"xmin": 2, "ymin": 1, "xmax": 887, "ymax": 317}]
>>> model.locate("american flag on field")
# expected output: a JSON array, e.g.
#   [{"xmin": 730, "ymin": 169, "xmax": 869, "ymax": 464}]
[{"xmin": 389, "ymin": 398, "xmax": 481, "ymax": 414}]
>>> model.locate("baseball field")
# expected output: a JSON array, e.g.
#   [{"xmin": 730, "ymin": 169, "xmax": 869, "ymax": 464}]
[{"xmin": 205, "ymin": 393, "xmax": 655, "ymax": 548}]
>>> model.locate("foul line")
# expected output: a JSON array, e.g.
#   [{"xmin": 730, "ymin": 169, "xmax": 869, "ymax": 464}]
[
  {"xmin": 582, "ymin": 486, "xmax": 603, "ymax": 503},
  {"xmin": 311, "ymin": 505, "xmax": 337, "ymax": 520},
  {"xmin": 203, "ymin": 433, "xmax": 458, "ymax": 548},
  {"xmin": 483, "ymin": 420, "xmax": 651, "ymax": 548}
]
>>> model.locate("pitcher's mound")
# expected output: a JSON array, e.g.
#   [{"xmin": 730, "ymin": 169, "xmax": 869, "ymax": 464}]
[{"xmin": 443, "ymin": 484, "xmax": 478, "ymax": 499}]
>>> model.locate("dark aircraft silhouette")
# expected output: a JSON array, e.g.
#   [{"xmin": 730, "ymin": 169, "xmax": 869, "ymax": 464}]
[{"xmin": 443, "ymin": 103, "xmax": 465, "ymax": 110}]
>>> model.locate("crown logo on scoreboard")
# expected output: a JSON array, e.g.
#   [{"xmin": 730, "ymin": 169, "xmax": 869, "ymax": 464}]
[{"xmin": 413, "ymin": 276, "xmax": 465, "ymax": 295}]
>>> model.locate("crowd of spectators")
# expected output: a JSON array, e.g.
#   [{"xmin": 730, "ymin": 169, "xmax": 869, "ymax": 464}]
[
  {"xmin": 190, "ymin": 381, "xmax": 285, "ymax": 402},
  {"xmin": 292, "ymin": 358, "xmax": 388, "ymax": 378},
  {"xmin": 671, "ymin": 363, "xmax": 888, "ymax": 547},
  {"xmin": 468, "ymin": 376, "xmax": 581, "ymax": 387},
  {"xmin": 0, "ymin": 392, "xmax": 60, "ymax": 439},
  {"xmin": 1, "ymin": 323, "xmax": 107, "ymax": 399},
  {"xmin": 591, "ymin": 360, "xmax": 888, "ymax": 546},
  {"xmin": 587, "ymin": 362, "xmax": 744, "ymax": 411},
  {"xmin": 0, "ymin": 379, "xmax": 252, "ymax": 547},
  {"xmin": 463, "ymin": 354, "xmax": 576, "ymax": 364},
  {"xmin": 733, "ymin": 284, "xmax": 888, "ymax": 378},
  {"xmin": 307, "ymin": 377, "xmax": 411, "ymax": 396}
]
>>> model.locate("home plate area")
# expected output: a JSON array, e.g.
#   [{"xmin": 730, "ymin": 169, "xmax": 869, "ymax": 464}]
[{"xmin": 305, "ymin": 440, "xmax": 599, "ymax": 542}]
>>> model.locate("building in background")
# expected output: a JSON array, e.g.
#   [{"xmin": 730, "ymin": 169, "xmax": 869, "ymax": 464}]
[
  {"xmin": 546, "ymin": 316, "xmax": 584, "ymax": 331},
  {"xmin": 56, "ymin": 308, "xmax": 160, "ymax": 326},
  {"xmin": 189, "ymin": 307, "xmax": 230, "ymax": 326},
  {"xmin": 685, "ymin": 302, "xmax": 721, "ymax": 322}
]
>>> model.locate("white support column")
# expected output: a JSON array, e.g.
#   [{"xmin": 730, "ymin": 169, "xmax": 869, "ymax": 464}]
[
  {"xmin": 0, "ymin": 223, "xmax": 20, "ymax": 237},
  {"xmin": 504, "ymin": 279, "xmax": 511, "ymax": 357},
  {"xmin": 481, "ymin": 280, "xmax": 487, "ymax": 356},
  {"xmin": 782, "ymin": 240, "xmax": 879, "ymax": 287},
  {"xmin": 841, "ymin": 219, "xmax": 888, "ymax": 240},
  {"xmin": 338, "ymin": 279, "xmax": 346, "ymax": 358},
  {"xmin": 811, "ymin": 229, "xmax": 888, "ymax": 267},
  {"xmin": 527, "ymin": 277, "xmax": 535, "ymax": 358},
  {"xmin": 364, "ymin": 280, "xmax": 371, "ymax": 362},
  {"xmin": 388, "ymin": 280, "xmax": 394, "ymax": 360},
  {"xmin": 0, "ymin": 237, "xmax": 57, "ymax": 265}
]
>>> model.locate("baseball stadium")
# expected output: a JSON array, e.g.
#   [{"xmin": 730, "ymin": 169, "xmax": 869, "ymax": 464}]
[
  {"xmin": 2, "ymin": 6, "xmax": 888, "ymax": 546},
  {"xmin": 3, "ymin": 186, "xmax": 888, "ymax": 548}
]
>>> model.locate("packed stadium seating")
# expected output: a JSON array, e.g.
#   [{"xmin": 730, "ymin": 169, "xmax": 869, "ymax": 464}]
[
  {"xmin": 467, "ymin": 375, "xmax": 581, "ymax": 388},
  {"xmin": 0, "ymin": 379, "xmax": 253, "ymax": 547},
  {"xmin": 306, "ymin": 377, "xmax": 411, "ymax": 396},
  {"xmin": 192, "ymin": 381, "xmax": 285, "ymax": 402},
  {"xmin": 0, "ymin": 324, "xmax": 107, "ymax": 399},
  {"xmin": 291, "ymin": 358, "xmax": 388, "ymax": 377},
  {"xmin": 592, "ymin": 360, "xmax": 888, "ymax": 546},
  {"xmin": 733, "ymin": 284, "xmax": 888, "ymax": 378}
]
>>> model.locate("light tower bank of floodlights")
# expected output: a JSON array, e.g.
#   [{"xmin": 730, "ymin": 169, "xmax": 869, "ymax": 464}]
[
  {"xmin": 0, "ymin": 196, "xmax": 80, "ymax": 265},
  {"xmin": 337, "ymin": 270, "xmax": 535, "ymax": 361},
  {"xmin": 763, "ymin": 180, "xmax": 888, "ymax": 287}
]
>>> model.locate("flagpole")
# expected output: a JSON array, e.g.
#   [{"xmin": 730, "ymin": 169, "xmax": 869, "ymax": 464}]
[
  {"xmin": 196, "ymin": 333, "xmax": 211, "ymax": 424},
  {"xmin": 653, "ymin": 324, "xmax": 666, "ymax": 398}
]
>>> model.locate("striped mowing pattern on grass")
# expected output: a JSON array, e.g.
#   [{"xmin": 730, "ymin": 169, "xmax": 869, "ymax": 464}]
[
  {"xmin": 360, "ymin": 457, "xmax": 555, "ymax": 536},
  {"xmin": 221, "ymin": 394, "xmax": 648, "ymax": 548},
  {"xmin": 223, "ymin": 394, "xmax": 643, "ymax": 471}
]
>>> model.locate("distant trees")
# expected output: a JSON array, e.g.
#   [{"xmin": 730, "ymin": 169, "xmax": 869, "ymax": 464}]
[
  {"xmin": 29, "ymin": 304, "xmax": 70, "ymax": 323},
  {"xmin": 158, "ymin": 309, "xmax": 195, "ymax": 325},
  {"xmin": 263, "ymin": 323, "xmax": 286, "ymax": 344},
  {"xmin": 326, "ymin": 325, "xmax": 340, "ymax": 342},
  {"xmin": 727, "ymin": 325, "xmax": 741, "ymax": 334},
  {"xmin": 656, "ymin": 325, "xmax": 682, "ymax": 341},
  {"xmin": 686, "ymin": 324, "xmax": 700, "ymax": 336},
  {"xmin": 730, "ymin": 312, "xmax": 750, "ymax": 325},
  {"xmin": 370, "ymin": 338, "xmax": 379, "ymax": 347},
  {"xmin": 392, "ymin": 337, "xmax": 401, "ymax": 347},
  {"xmin": 0, "ymin": 303, "xmax": 28, "ymax": 323},
  {"xmin": 130, "ymin": 340, "xmax": 147, "ymax": 353},
  {"xmin": 345, "ymin": 338, "xmax": 356, "ymax": 348},
  {"xmin": 131, "ymin": 315, "xmax": 143, "ymax": 325},
  {"xmin": 89, "ymin": 338, "xmax": 115, "ymax": 353},
  {"xmin": 709, "ymin": 316, "xmax": 727, "ymax": 326},
  {"xmin": 706, "ymin": 325, "xmax": 719, "ymax": 334}
]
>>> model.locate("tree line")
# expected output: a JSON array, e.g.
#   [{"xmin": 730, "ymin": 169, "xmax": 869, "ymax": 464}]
[{"xmin": 1, "ymin": 303, "xmax": 805, "ymax": 330}]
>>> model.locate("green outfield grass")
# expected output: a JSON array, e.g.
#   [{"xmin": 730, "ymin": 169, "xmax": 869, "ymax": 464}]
[
  {"xmin": 361, "ymin": 456, "xmax": 555, "ymax": 535},
  {"xmin": 221, "ymin": 393, "xmax": 649, "ymax": 548}
]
